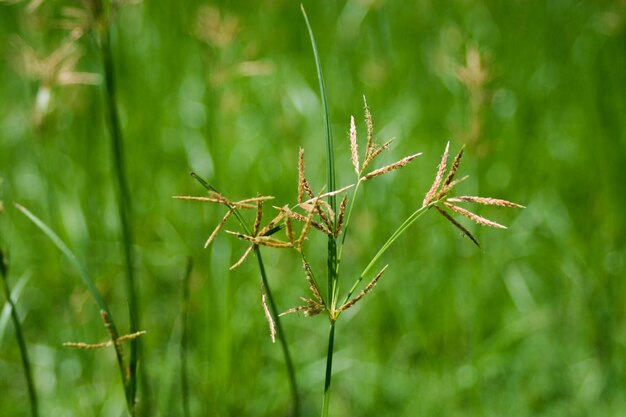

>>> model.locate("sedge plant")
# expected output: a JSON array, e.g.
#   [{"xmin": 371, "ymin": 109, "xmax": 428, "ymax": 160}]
[{"xmin": 176, "ymin": 6, "xmax": 522, "ymax": 416}]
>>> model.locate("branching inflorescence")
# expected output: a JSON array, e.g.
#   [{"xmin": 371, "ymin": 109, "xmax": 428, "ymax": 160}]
[{"xmin": 176, "ymin": 97, "xmax": 523, "ymax": 416}]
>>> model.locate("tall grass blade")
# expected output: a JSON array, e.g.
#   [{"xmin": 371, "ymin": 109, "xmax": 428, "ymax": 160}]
[
  {"xmin": 99, "ymin": 23, "xmax": 142, "ymax": 415},
  {"xmin": 300, "ymin": 6, "xmax": 339, "ymax": 417},
  {"xmin": 0, "ymin": 248, "xmax": 39, "ymax": 417}
]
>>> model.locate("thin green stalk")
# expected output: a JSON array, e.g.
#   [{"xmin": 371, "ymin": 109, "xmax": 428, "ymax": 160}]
[
  {"xmin": 321, "ymin": 322, "xmax": 335, "ymax": 417},
  {"xmin": 255, "ymin": 247, "xmax": 300, "ymax": 416},
  {"xmin": 99, "ymin": 21, "xmax": 141, "ymax": 415},
  {"xmin": 301, "ymin": 7, "xmax": 340, "ymax": 415},
  {"xmin": 190, "ymin": 173, "xmax": 300, "ymax": 416},
  {"xmin": 343, "ymin": 204, "xmax": 431, "ymax": 304},
  {"xmin": 300, "ymin": 5, "xmax": 338, "ymax": 307},
  {"xmin": 180, "ymin": 257, "xmax": 193, "ymax": 417},
  {"xmin": 0, "ymin": 249, "xmax": 38, "ymax": 417}
]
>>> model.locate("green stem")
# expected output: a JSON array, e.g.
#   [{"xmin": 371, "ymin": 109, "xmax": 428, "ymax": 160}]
[
  {"xmin": 100, "ymin": 22, "xmax": 141, "ymax": 416},
  {"xmin": 321, "ymin": 322, "xmax": 336, "ymax": 417},
  {"xmin": 255, "ymin": 247, "xmax": 300, "ymax": 416},
  {"xmin": 343, "ymin": 204, "xmax": 431, "ymax": 304},
  {"xmin": 0, "ymin": 250, "xmax": 39, "ymax": 417}
]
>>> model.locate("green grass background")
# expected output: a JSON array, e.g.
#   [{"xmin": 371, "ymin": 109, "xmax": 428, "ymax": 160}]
[{"xmin": 1, "ymin": 1, "xmax": 625, "ymax": 416}]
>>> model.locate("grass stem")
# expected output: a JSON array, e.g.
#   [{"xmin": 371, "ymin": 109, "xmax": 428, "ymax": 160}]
[
  {"xmin": 321, "ymin": 322, "xmax": 336, "ymax": 417},
  {"xmin": 99, "ymin": 21, "xmax": 142, "ymax": 416},
  {"xmin": 0, "ymin": 249, "xmax": 39, "ymax": 417}
]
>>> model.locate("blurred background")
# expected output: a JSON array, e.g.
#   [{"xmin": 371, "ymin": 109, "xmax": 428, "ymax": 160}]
[{"xmin": 1, "ymin": 0, "xmax": 625, "ymax": 416}]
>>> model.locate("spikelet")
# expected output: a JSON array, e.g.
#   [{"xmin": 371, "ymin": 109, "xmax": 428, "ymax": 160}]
[
  {"xmin": 173, "ymin": 195, "xmax": 221, "ymax": 203},
  {"xmin": 298, "ymin": 148, "xmax": 314, "ymax": 203},
  {"xmin": 438, "ymin": 175, "xmax": 469, "ymax": 197},
  {"xmin": 435, "ymin": 206, "xmax": 480, "ymax": 247},
  {"xmin": 285, "ymin": 214, "xmax": 294, "ymax": 245},
  {"xmin": 280, "ymin": 297, "xmax": 325, "ymax": 317},
  {"xmin": 302, "ymin": 256, "xmax": 324, "ymax": 305},
  {"xmin": 442, "ymin": 202, "xmax": 506, "ymax": 229},
  {"xmin": 442, "ymin": 145, "xmax": 465, "ymax": 189},
  {"xmin": 362, "ymin": 139, "xmax": 393, "ymax": 172},
  {"xmin": 258, "ymin": 208, "xmax": 286, "ymax": 237},
  {"xmin": 363, "ymin": 96, "xmax": 374, "ymax": 162},
  {"xmin": 335, "ymin": 195, "xmax": 348, "ymax": 237},
  {"xmin": 278, "ymin": 206, "xmax": 332, "ymax": 237},
  {"xmin": 173, "ymin": 194, "xmax": 273, "ymax": 209},
  {"xmin": 447, "ymin": 196, "xmax": 525, "ymax": 208},
  {"xmin": 361, "ymin": 152, "xmax": 422, "ymax": 181},
  {"xmin": 423, "ymin": 141, "xmax": 449, "ymax": 206},
  {"xmin": 349, "ymin": 115, "xmax": 360, "ymax": 175},
  {"xmin": 226, "ymin": 231, "xmax": 292, "ymax": 248},
  {"xmin": 63, "ymin": 331, "xmax": 146, "ymax": 349},
  {"xmin": 229, "ymin": 245, "xmax": 254, "ymax": 270},
  {"xmin": 204, "ymin": 208, "xmax": 235, "ymax": 248},
  {"xmin": 300, "ymin": 184, "xmax": 354, "ymax": 206},
  {"xmin": 337, "ymin": 265, "xmax": 388, "ymax": 313},
  {"xmin": 261, "ymin": 287, "xmax": 276, "ymax": 343}
]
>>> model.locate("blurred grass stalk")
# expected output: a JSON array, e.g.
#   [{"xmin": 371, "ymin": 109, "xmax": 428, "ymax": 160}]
[
  {"xmin": 95, "ymin": 3, "xmax": 143, "ymax": 414},
  {"xmin": 180, "ymin": 257, "xmax": 193, "ymax": 417},
  {"xmin": 0, "ymin": 248, "xmax": 39, "ymax": 417}
]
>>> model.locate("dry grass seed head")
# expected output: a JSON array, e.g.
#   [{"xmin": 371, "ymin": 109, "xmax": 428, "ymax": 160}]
[
  {"xmin": 447, "ymin": 196, "xmax": 525, "ymax": 208},
  {"xmin": 302, "ymin": 257, "xmax": 324, "ymax": 305},
  {"xmin": 364, "ymin": 96, "xmax": 374, "ymax": 162},
  {"xmin": 261, "ymin": 288, "xmax": 276, "ymax": 343},
  {"xmin": 253, "ymin": 199, "xmax": 263, "ymax": 235},
  {"xmin": 298, "ymin": 148, "xmax": 314, "ymax": 203},
  {"xmin": 349, "ymin": 115, "xmax": 360, "ymax": 175}
]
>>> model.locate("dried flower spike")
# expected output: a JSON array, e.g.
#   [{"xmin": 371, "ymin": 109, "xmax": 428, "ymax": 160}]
[{"xmin": 349, "ymin": 115, "xmax": 360, "ymax": 175}]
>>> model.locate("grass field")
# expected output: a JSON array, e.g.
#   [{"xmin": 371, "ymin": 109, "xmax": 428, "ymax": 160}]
[{"xmin": 1, "ymin": 1, "xmax": 625, "ymax": 416}]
